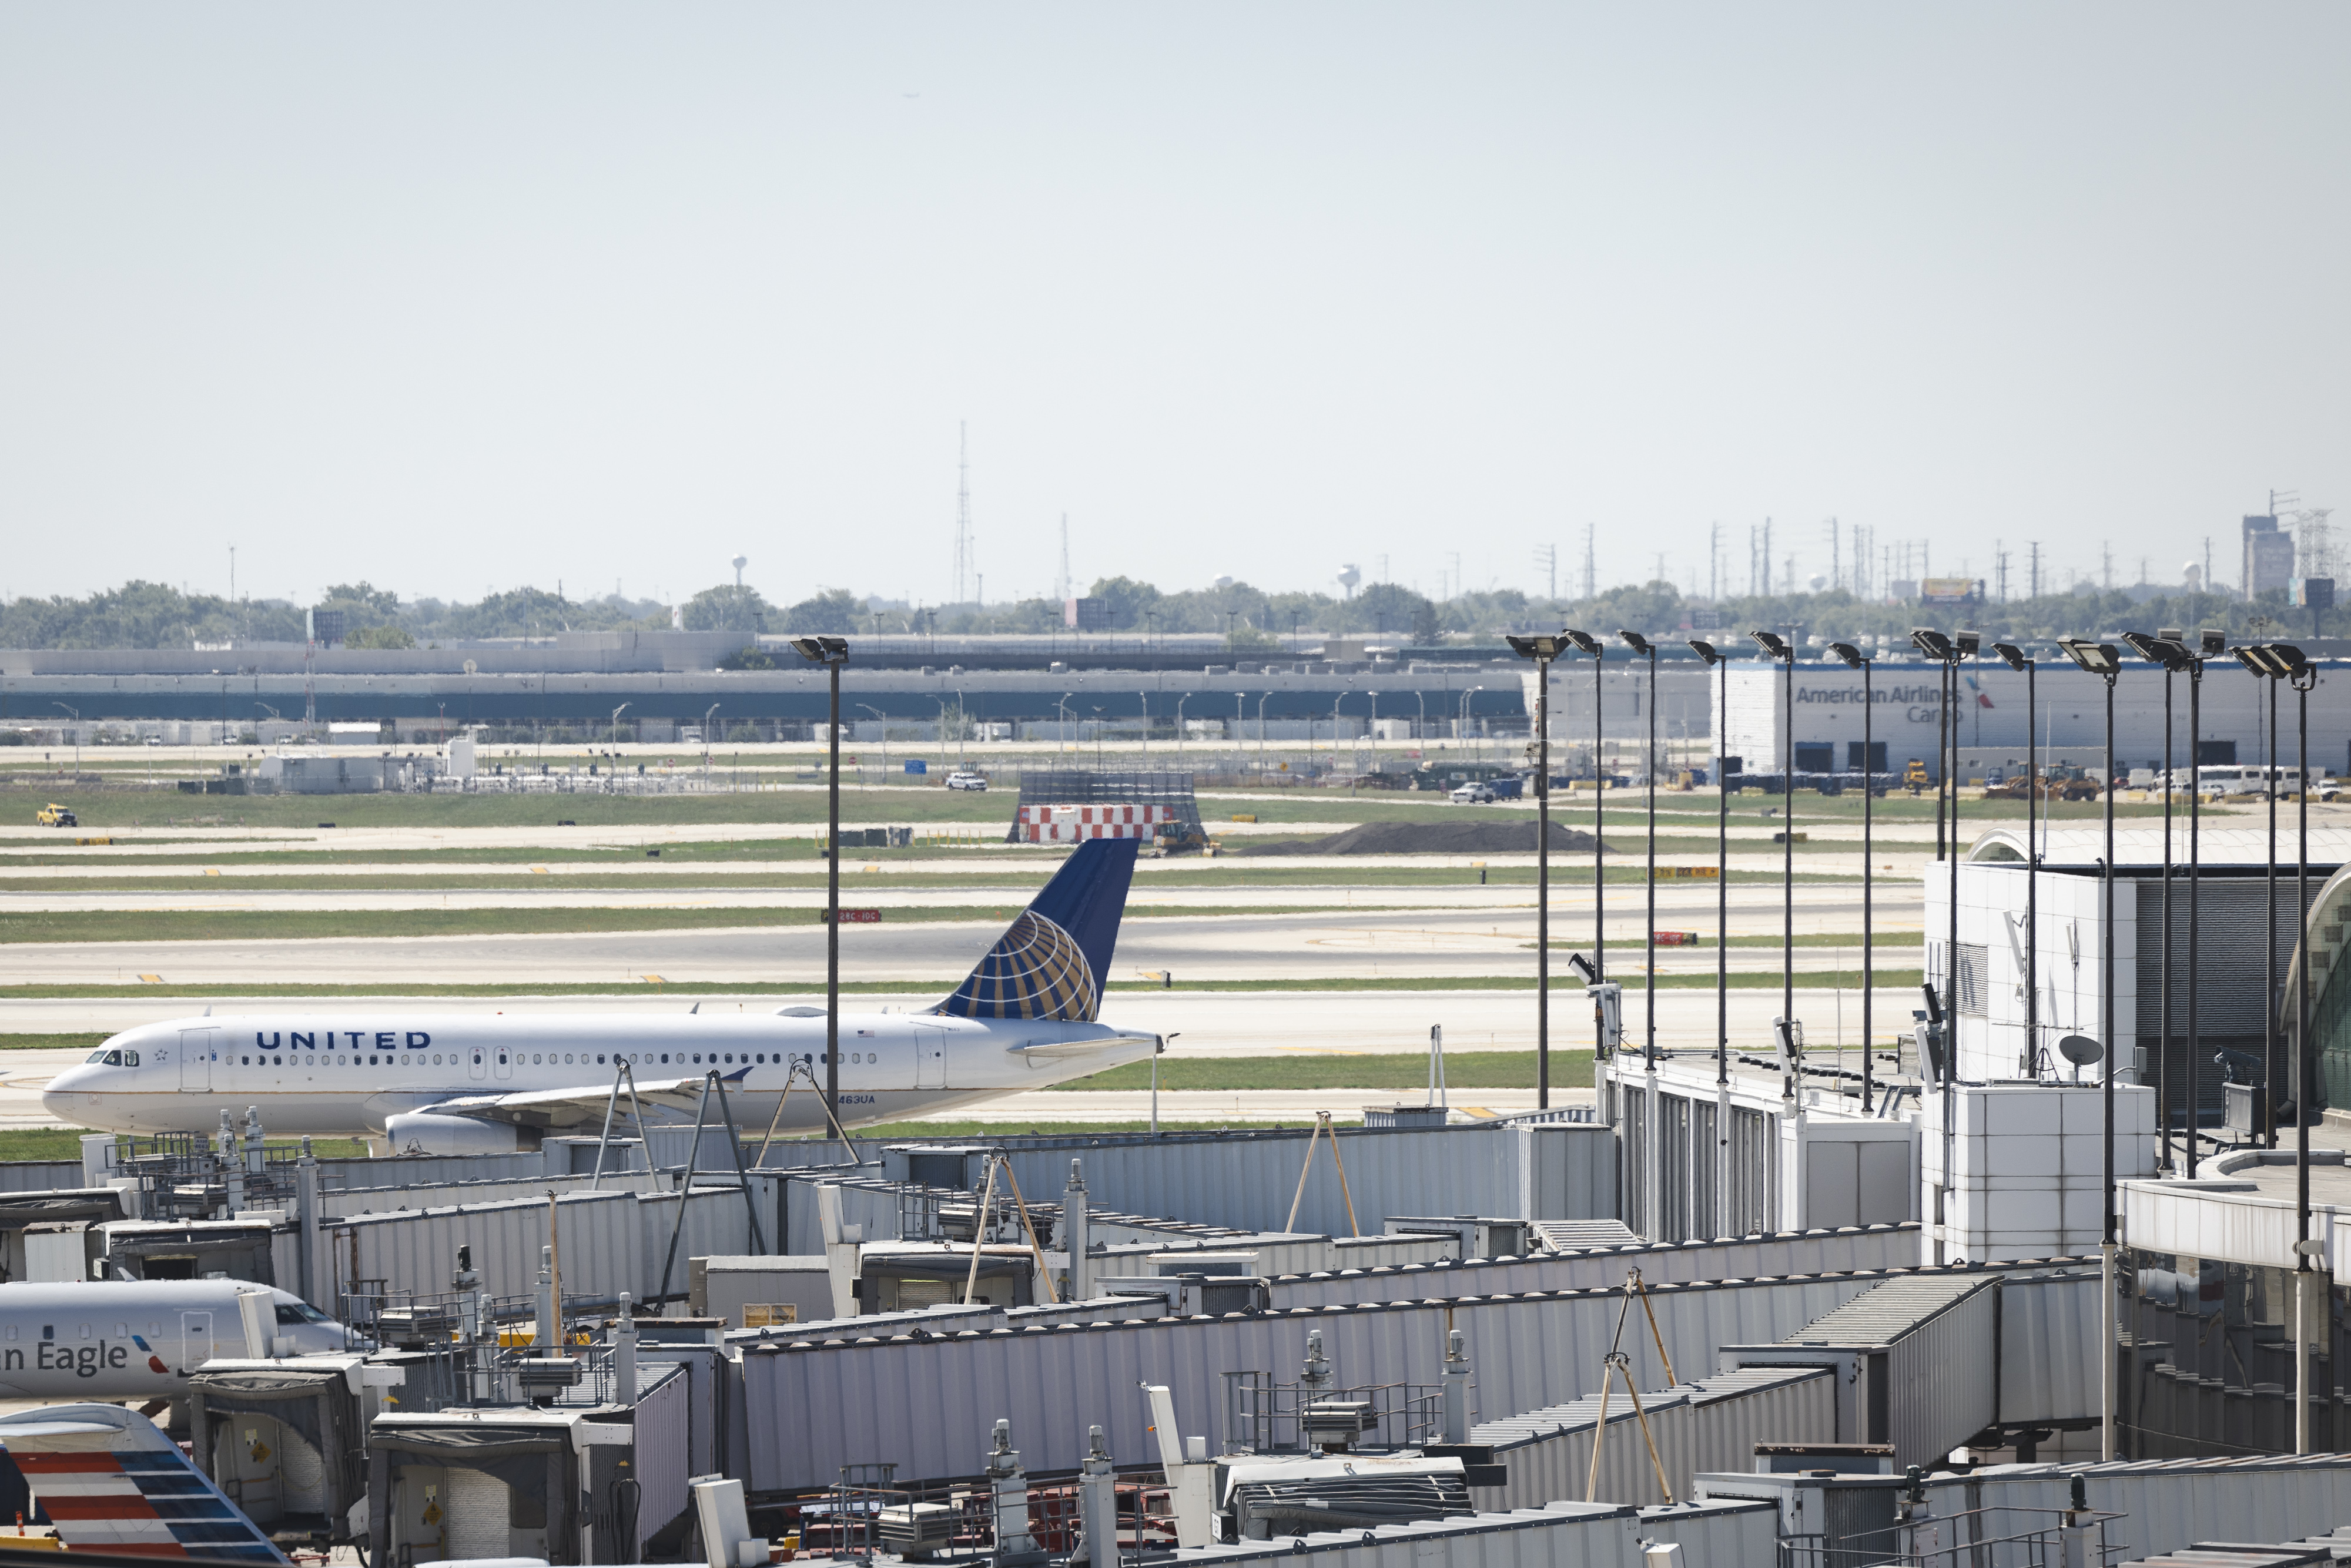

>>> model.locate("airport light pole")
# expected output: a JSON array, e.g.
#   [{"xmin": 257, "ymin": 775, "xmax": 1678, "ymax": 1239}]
[
  {"xmin": 1750, "ymin": 631, "xmax": 1797, "ymax": 1030},
  {"xmin": 2235, "ymin": 644, "xmax": 2286, "ymax": 1148},
  {"xmin": 1507, "ymin": 633, "xmax": 1570, "ymax": 1108},
  {"xmin": 792, "ymin": 635, "xmax": 851, "ymax": 1138},
  {"xmin": 702, "ymin": 703, "xmax": 719, "ymax": 775},
  {"xmin": 1564, "ymin": 632, "xmax": 1606, "ymax": 1001},
  {"xmin": 1911, "ymin": 628, "xmax": 1977, "ymax": 1080},
  {"xmin": 1831, "ymin": 642, "xmax": 1876, "ymax": 1111},
  {"xmin": 2183, "ymin": 629, "xmax": 2226, "ymax": 1176},
  {"xmin": 2124, "ymin": 630, "xmax": 2186, "ymax": 1170},
  {"xmin": 1994, "ymin": 643, "xmax": 2038, "ymax": 1078},
  {"xmin": 1689, "ymin": 642, "xmax": 1732, "ymax": 1095},
  {"xmin": 1619, "ymin": 632, "xmax": 1660, "ymax": 1067},
  {"xmin": 2286, "ymin": 644, "xmax": 2317, "ymax": 1452},
  {"xmin": 2058, "ymin": 634, "xmax": 2122, "ymax": 1461},
  {"xmin": 52, "ymin": 703, "xmax": 79, "ymax": 776},
  {"xmin": 611, "ymin": 702, "xmax": 629, "ymax": 753}
]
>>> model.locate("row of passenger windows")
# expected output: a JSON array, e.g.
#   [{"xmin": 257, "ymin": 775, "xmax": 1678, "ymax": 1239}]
[{"xmin": 226, "ymin": 1050, "xmax": 883, "ymax": 1068}]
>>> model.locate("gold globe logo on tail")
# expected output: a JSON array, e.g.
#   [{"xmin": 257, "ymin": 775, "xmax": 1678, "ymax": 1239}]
[{"xmin": 938, "ymin": 912, "xmax": 1100, "ymax": 1021}]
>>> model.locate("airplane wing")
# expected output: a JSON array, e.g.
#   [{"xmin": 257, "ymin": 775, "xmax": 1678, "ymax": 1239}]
[
  {"xmin": 417, "ymin": 1076, "xmax": 722, "ymax": 1132},
  {"xmin": 0, "ymin": 1402, "xmax": 287, "ymax": 1563}
]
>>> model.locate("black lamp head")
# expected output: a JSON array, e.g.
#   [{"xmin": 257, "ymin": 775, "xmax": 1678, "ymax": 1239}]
[
  {"xmin": 1954, "ymin": 628, "xmax": 1981, "ymax": 658},
  {"xmin": 1910, "ymin": 628, "xmax": 1953, "ymax": 661},
  {"xmin": 2199, "ymin": 628, "xmax": 2227, "ymax": 656},
  {"xmin": 1562, "ymin": 629, "xmax": 1605, "ymax": 657},
  {"xmin": 1505, "ymin": 634, "xmax": 1566, "ymax": 661},
  {"xmin": 1827, "ymin": 641, "xmax": 1866, "ymax": 669},
  {"xmin": 2270, "ymin": 642, "xmax": 2311, "ymax": 676},
  {"xmin": 1749, "ymin": 630, "xmax": 1793, "ymax": 661},
  {"xmin": 1617, "ymin": 629, "xmax": 1655, "ymax": 655},
  {"xmin": 1687, "ymin": 639, "xmax": 1722, "ymax": 666},
  {"xmin": 2057, "ymin": 637, "xmax": 2122, "ymax": 676},
  {"xmin": 791, "ymin": 636, "xmax": 850, "ymax": 665},
  {"xmin": 2121, "ymin": 632, "xmax": 2178, "ymax": 668},
  {"xmin": 2232, "ymin": 645, "xmax": 2276, "ymax": 678},
  {"xmin": 1991, "ymin": 641, "xmax": 2030, "ymax": 673}
]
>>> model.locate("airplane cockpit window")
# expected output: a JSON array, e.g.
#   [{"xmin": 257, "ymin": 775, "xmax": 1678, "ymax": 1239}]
[
  {"xmin": 274, "ymin": 1302, "xmax": 331, "ymax": 1325},
  {"xmin": 101, "ymin": 1050, "xmax": 125, "ymax": 1066},
  {"xmin": 86, "ymin": 1051, "xmax": 106, "ymax": 1064}
]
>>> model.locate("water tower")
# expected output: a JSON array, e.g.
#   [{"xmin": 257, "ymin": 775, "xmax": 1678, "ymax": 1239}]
[
  {"xmin": 1337, "ymin": 563, "xmax": 1361, "ymax": 599},
  {"xmin": 731, "ymin": 554, "xmax": 748, "ymax": 588}
]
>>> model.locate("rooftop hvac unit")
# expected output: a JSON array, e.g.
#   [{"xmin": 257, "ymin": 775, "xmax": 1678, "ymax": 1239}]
[{"xmin": 878, "ymin": 1502, "xmax": 957, "ymax": 1560}]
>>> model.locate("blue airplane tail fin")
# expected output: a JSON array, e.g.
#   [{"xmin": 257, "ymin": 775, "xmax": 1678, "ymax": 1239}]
[{"xmin": 933, "ymin": 837, "xmax": 1140, "ymax": 1022}]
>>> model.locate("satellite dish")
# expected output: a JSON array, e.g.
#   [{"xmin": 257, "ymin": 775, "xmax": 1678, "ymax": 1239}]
[{"xmin": 2058, "ymin": 1035, "xmax": 2104, "ymax": 1066}]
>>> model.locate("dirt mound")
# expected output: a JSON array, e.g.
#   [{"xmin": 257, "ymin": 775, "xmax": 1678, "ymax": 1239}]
[{"xmin": 1235, "ymin": 819, "xmax": 1614, "ymax": 856}]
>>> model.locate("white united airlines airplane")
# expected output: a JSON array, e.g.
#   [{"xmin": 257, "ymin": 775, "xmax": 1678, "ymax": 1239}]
[{"xmin": 45, "ymin": 839, "xmax": 1160, "ymax": 1155}]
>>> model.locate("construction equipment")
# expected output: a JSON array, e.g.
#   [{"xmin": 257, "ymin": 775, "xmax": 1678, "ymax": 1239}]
[
  {"xmin": 35, "ymin": 803, "xmax": 77, "ymax": 827},
  {"xmin": 1900, "ymin": 759, "xmax": 1930, "ymax": 793},
  {"xmin": 1143, "ymin": 821, "xmax": 1208, "ymax": 857}
]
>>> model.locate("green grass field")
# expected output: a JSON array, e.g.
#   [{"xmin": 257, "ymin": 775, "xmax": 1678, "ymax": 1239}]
[{"xmin": 0, "ymin": 1127, "xmax": 371, "ymax": 1160}]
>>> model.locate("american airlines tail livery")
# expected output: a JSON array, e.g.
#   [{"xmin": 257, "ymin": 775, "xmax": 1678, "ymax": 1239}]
[
  {"xmin": 46, "ymin": 839, "xmax": 1159, "ymax": 1155},
  {"xmin": 0, "ymin": 1402, "xmax": 287, "ymax": 1562}
]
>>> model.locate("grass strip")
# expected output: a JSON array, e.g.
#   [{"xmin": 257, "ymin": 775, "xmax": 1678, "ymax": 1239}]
[
  {"xmin": 0, "ymin": 1127, "xmax": 370, "ymax": 1160},
  {"xmin": 0, "ymin": 1033, "xmax": 108, "ymax": 1054},
  {"xmin": 1059, "ymin": 1049, "xmax": 1591, "ymax": 1091}
]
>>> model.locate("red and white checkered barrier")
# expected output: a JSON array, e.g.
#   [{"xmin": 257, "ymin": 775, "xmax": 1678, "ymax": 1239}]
[{"xmin": 1016, "ymin": 803, "xmax": 1177, "ymax": 843}]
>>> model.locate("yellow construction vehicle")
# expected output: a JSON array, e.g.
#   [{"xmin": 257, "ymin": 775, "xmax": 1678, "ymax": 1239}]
[
  {"xmin": 35, "ymin": 803, "xmax": 77, "ymax": 828},
  {"xmin": 1901, "ymin": 759, "xmax": 1930, "ymax": 793}
]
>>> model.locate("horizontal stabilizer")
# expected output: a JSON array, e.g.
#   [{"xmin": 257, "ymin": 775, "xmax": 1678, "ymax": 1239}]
[{"xmin": 0, "ymin": 1403, "xmax": 287, "ymax": 1563}]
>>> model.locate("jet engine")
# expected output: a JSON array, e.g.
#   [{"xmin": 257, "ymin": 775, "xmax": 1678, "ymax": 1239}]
[{"xmin": 381, "ymin": 1112, "xmax": 540, "ymax": 1156}]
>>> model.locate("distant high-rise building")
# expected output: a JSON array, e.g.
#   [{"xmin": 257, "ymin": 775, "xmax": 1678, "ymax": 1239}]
[{"xmin": 2243, "ymin": 515, "xmax": 2296, "ymax": 601}]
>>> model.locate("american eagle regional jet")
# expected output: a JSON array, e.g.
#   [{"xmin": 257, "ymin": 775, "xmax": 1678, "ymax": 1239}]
[{"xmin": 45, "ymin": 839, "xmax": 1159, "ymax": 1154}]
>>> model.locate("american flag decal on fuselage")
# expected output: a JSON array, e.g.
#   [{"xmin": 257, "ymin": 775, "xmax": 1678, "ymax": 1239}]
[{"xmin": 0, "ymin": 1405, "xmax": 284, "ymax": 1563}]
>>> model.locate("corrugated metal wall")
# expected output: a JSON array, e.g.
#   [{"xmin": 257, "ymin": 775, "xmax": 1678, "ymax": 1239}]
[
  {"xmin": 340, "ymin": 1190, "xmax": 649, "ymax": 1305},
  {"xmin": 1995, "ymin": 1270, "xmax": 2105, "ymax": 1428},
  {"xmin": 1074, "ymin": 1497, "xmax": 1777, "ymax": 1568},
  {"xmin": 629, "ymin": 1366, "xmax": 691, "ymax": 1553},
  {"xmin": 739, "ymin": 1264, "xmax": 2012, "ymax": 1493},
  {"xmin": 1885, "ymin": 1279, "xmax": 2000, "ymax": 1466},
  {"xmin": 1473, "ymin": 1368, "xmax": 1835, "ymax": 1510},
  {"xmin": 1270, "ymin": 1225, "xmax": 1922, "ymax": 1308}
]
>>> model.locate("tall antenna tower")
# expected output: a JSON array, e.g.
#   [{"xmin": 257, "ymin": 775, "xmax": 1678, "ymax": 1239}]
[
  {"xmin": 1826, "ymin": 518, "xmax": 1840, "ymax": 591},
  {"xmin": 952, "ymin": 423, "xmax": 974, "ymax": 605},
  {"xmin": 1581, "ymin": 524, "xmax": 1596, "ymax": 601},
  {"xmin": 1534, "ymin": 543, "xmax": 1556, "ymax": 601},
  {"xmin": 2028, "ymin": 541, "xmax": 2041, "ymax": 599},
  {"xmin": 1709, "ymin": 521, "xmax": 1720, "ymax": 602},
  {"xmin": 1056, "ymin": 515, "xmax": 1071, "ymax": 602}
]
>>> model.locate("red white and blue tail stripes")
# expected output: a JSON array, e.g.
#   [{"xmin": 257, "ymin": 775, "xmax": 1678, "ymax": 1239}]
[{"xmin": 0, "ymin": 1405, "xmax": 284, "ymax": 1563}]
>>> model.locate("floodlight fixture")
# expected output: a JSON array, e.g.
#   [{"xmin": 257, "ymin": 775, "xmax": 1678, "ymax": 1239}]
[
  {"xmin": 2058, "ymin": 638, "xmax": 2122, "ymax": 676},
  {"xmin": 1910, "ymin": 628, "xmax": 1953, "ymax": 660},
  {"xmin": 2121, "ymin": 631, "xmax": 2186, "ymax": 669},
  {"xmin": 2233, "ymin": 646, "xmax": 2277, "ymax": 677},
  {"xmin": 791, "ymin": 636, "xmax": 849, "ymax": 664},
  {"xmin": 1750, "ymin": 630, "xmax": 1793, "ymax": 661},
  {"xmin": 2270, "ymin": 642, "xmax": 2312, "ymax": 676},
  {"xmin": 1992, "ymin": 641, "xmax": 2030, "ymax": 673},
  {"xmin": 2199, "ymin": 628, "xmax": 2228, "ymax": 656},
  {"xmin": 1827, "ymin": 641, "xmax": 1865, "ymax": 669},
  {"xmin": 1955, "ymin": 628, "xmax": 1982, "ymax": 658},
  {"xmin": 1616, "ymin": 630, "xmax": 1654, "ymax": 655},
  {"xmin": 1687, "ymin": 639, "xmax": 1723, "ymax": 665},
  {"xmin": 1505, "ymin": 634, "xmax": 1567, "ymax": 661},
  {"xmin": 1562, "ymin": 629, "xmax": 1604, "ymax": 658}
]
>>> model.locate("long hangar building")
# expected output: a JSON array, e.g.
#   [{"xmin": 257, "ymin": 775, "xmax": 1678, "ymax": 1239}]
[{"xmin": 5, "ymin": 629, "xmax": 2349, "ymax": 773}]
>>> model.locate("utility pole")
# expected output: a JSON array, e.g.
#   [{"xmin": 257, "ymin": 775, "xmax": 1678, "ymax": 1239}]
[
  {"xmin": 1995, "ymin": 541, "xmax": 2008, "ymax": 602},
  {"xmin": 2028, "ymin": 541, "xmax": 2041, "ymax": 599},
  {"xmin": 1827, "ymin": 518, "xmax": 1840, "ymax": 591},
  {"xmin": 953, "ymin": 423, "xmax": 974, "ymax": 606},
  {"xmin": 1582, "ymin": 524, "xmax": 1596, "ymax": 600},
  {"xmin": 1057, "ymin": 515, "xmax": 1071, "ymax": 603},
  {"xmin": 1763, "ymin": 518, "xmax": 1773, "ymax": 595},
  {"xmin": 1535, "ymin": 542, "xmax": 1556, "ymax": 601},
  {"xmin": 2102, "ymin": 543, "xmax": 2114, "ymax": 592},
  {"xmin": 1709, "ymin": 522, "xmax": 1720, "ymax": 602}
]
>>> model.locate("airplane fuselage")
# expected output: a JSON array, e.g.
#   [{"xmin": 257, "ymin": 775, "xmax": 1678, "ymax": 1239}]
[
  {"xmin": 0, "ymin": 1281, "xmax": 348, "ymax": 1399},
  {"xmin": 45, "ymin": 1009, "xmax": 1158, "ymax": 1140}
]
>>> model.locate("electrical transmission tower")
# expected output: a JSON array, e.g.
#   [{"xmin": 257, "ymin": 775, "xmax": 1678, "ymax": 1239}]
[
  {"xmin": 1582, "ymin": 524, "xmax": 1596, "ymax": 600},
  {"xmin": 1535, "ymin": 542, "xmax": 1556, "ymax": 600},
  {"xmin": 1056, "ymin": 516, "xmax": 1071, "ymax": 603}
]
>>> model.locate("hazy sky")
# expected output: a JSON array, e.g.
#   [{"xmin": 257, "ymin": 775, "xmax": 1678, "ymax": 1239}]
[{"xmin": 2, "ymin": 5, "xmax": 2345, "ymax": 612}]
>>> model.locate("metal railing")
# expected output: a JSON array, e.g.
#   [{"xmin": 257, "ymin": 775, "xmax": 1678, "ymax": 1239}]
[
  {"xmin": 1220, "ymin": 1371, "xmax": 1445, "ymax": 1455},
  {"xmin": 1779, "ymin": 1506, "xmax": 2124, "ymax": 1568},
  {"xmin": 793, "ymin": 1465, "xmax": 1174, "ymax": 1564}
]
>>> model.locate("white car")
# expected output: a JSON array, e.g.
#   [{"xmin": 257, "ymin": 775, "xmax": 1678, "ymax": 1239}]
[
  {"xmin": 945, "ymin": 770, "xmax": 989, "ymax": 792},
  {"xmin": 1449, "ymin": 781, "xmax": 1496, "ymax": 804}
]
